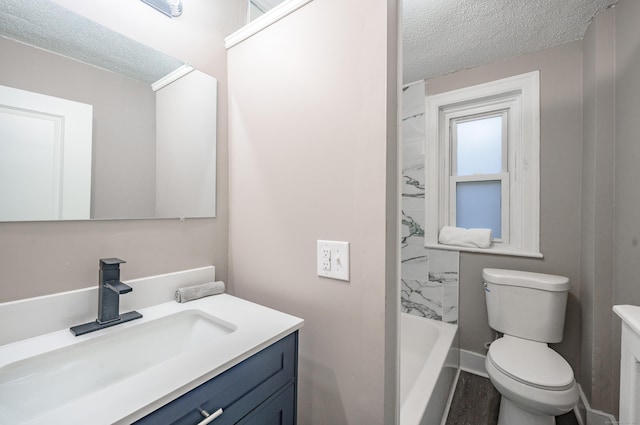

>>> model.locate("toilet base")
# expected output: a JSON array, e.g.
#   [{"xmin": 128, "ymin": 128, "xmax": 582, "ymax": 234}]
[{"xmin": 497, "ymin": 396, "xmax": 555, "ymax": 425}]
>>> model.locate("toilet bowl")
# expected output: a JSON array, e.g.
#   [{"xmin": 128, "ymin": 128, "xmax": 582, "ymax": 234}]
[
  {"xmin": 486, "ymin": 336, "xmax": 579, "ymax": 425},
  {"xmin": 482, "ymin": 268, "xmax": 579, "ymax": 425}
]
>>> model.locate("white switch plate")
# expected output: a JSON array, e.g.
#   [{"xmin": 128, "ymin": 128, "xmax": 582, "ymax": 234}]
[{"xmin": 317, "ymin": 240, "xmax": 350, "ymax": 281}]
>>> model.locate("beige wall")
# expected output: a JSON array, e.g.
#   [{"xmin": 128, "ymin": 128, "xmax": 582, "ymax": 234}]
[
  {"xmin": 227, "ymin": 0, "xmax": 398, "ymax": 423},
  {"xmin": 0, "ymin": 0, "xmax": 247, "ymax": 302},
  {"xmin": 156, "ymin": 70, "xmax": 218, "ymax": 218},
  {"xmin": 426, "ymin": 42, "xmax": 585, "ymax": 374}
]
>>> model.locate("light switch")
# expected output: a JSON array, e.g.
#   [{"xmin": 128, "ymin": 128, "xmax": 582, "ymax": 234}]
[{"xmin": 317, "ymin": 240, "xmax": 350, "ymax": 281}]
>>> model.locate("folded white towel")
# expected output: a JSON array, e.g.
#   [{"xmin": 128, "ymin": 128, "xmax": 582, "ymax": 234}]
[
  {"xmin": 175, "ymin": 281, "xmax": 225, "ymax": 303},
  {"xmin": 438, "ymin": 226, "xmax": 492, "ymax": 248}
]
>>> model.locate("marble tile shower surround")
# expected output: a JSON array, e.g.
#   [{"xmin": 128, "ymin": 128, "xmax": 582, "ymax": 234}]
[{"xmin": 401, "ymin": 81, "xmax": 459, "ymax": 324}]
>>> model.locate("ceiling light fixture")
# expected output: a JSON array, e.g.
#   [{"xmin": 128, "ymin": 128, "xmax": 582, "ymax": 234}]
[{"xmin": 140, "ymin": 0, "xmax": 183, "ymax": 18}]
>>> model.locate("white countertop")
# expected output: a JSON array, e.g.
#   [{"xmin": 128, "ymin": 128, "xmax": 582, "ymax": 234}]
[
  {"xmin": 0, "ymin": 294, "xmax": 303, "ymax": 425},
  {"xmin": 613, "ymin": 304, "xmax": 640, "ymax": 336}
]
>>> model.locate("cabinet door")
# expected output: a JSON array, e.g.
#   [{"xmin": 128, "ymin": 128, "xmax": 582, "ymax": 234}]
[
  {"xmin": 237, "ymin": 383, "xmax": 295, "ymax": 425},
  {"xmin": 134, "ymin": 332, "xmax": 297, "ymax": 425}
]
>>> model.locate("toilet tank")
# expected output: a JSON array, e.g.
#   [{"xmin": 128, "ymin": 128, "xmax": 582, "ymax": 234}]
[{"xmin": 483, "ymin": 268, "xmax": 569, "ymax": 343}]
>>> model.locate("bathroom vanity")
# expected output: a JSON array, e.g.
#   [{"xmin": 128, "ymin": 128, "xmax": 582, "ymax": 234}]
[
  {"xmin": 614, "ymin": 304, "xmax": 640, "ymax": 424},
  {"xmin": 0, "ymin": 267, "xmax": 303, "ymax": 424},
  {"xmin": 135, "ymin": 332, "xmax": 297, "ymax": 425}
]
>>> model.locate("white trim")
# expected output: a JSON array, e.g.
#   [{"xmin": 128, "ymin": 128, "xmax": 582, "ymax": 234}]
[
  {"xmin": 576, "ymin": 384, "xmax": 615, "ymax": 425},
  {"xmin": 403, "ymin": 80, "xmax": 426, "ymax": 90},
  {"xmin": 425, "ymin": 71, "xmax": 541, "ymax": 257},
  {"xmin": 151, "ymin": 64, "xmax": 194, "ymax": 92},
  {"xmin": 225, "ymin": 0, "xmax": 314, "ymax": 49},
  {"xmin": 459, "ymin": 349, "xmax": 488, "ymax": 378},
  {"xmin": 425, "ymin": 243, "xmax": 544, "ymax": 258}
]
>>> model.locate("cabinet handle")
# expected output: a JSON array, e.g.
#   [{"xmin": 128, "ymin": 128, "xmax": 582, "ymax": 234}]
[{"xmin": 197, "ymin": 407, "xmax": 223, "ymax": 425}]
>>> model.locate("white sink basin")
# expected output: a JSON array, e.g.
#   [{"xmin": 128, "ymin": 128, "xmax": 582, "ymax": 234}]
[{"xmin": 0, "ymin": 310, "xmax": 236, "ymax": 424}]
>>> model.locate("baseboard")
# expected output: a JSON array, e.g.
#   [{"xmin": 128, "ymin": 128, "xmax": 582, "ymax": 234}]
[
  {"xmin": 576, "ymin": 384, "xmax": 617, "ymax": 425},
  {"xmin": 459, "ymin": 349, "xmax": 488, "ymax": 378}
]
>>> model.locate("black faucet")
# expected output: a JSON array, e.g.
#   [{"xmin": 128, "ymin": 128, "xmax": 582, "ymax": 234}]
[
  {"xmin": 70, "ymin": 258, "xmax": 142, "ymax": 336},
  {"xmin": 98, "ymin": 258, "xmax": 132, "ymax": 323}
]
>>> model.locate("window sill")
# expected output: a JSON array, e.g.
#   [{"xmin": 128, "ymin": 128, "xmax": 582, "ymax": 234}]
[{"xmin": 424, "ymin": 242, "xmax": 543, "ymax": 259}]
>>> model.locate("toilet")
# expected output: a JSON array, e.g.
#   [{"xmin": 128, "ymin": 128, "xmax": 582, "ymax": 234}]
[{"xmin": 483, "ymin": 268, "xmax": 579, "ymax": 425}]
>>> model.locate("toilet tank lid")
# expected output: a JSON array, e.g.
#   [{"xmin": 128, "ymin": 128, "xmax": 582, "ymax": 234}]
[{"xmin": 482, "ymin": 268, "xmax": 569, "ymax": 292}]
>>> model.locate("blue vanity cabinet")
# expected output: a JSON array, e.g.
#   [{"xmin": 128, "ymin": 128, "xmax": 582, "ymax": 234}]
[
  {"xmin": 237, "ymin": 382, "xmax": 295, "ymax": 425},
  {"xmin": 134, "ymin": 331, "xmax": 298, "ymax": 425}
]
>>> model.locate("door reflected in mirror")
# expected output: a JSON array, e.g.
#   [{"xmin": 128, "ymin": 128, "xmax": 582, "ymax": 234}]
[{"xmin": 0, "ymin": 85, "xmax": 93, "ymax": 221}]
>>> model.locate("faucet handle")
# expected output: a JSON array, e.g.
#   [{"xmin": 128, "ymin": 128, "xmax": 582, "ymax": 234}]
[
  {"xmin": 105, "ymin": 280, "xmax": 132, "ymax": 294},
  {"xmin": 100, "ymin": 258, "xmax": 126, "ymax": 269}
]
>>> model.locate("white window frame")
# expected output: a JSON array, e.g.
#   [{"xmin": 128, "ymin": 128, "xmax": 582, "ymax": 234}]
[
  {"xmin": 449, "ymin": 109, "xmax": 509, "ymax": 243},
  {"xmin": 424, "ymin": 71, "xmax": 542, "ymax": 258}
]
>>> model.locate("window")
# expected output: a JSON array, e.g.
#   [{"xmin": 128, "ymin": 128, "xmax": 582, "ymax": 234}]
[{"xmin": 424, "ymin": 71, "xmax": 541, "ymax": 257}]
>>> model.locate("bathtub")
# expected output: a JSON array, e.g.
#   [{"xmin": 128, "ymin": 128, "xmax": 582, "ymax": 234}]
[{"xmin": 400, "ymin": 313, "xmax": 459, "ymax": 425}]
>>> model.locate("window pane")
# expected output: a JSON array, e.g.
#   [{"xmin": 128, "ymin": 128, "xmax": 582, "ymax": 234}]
[
  {"xmin": 456, "ymin": 180, "xmax": 501, "ymax": 238},
  {"xmin": 456, "ymin": 116, "xmax": 502, "ymax": 176}
]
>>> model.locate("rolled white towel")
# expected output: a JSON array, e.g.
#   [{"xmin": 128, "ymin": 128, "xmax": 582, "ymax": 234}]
[
  {"xmin": 175, "ymin": 281, "xmax": 225, "ymax": 303},
  {"xmin": 438, "ymin": 226, "xmax": 492, "ymax": 249}
]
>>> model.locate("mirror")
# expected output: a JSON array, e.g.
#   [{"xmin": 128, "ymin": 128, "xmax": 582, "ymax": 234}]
[
  {"xmin": 0, "ymin": 0, "xmax": 217, "ymax": 221},
  {"xmin": 248, "ymin": 0, "xmax": 286, "ymax": 21}
]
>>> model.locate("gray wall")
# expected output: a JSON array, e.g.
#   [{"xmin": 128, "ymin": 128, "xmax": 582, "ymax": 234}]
[
  {"xmin": 425, "ymin": 2, "xmax": 640, "ymax": 415},
  {"xmin": 581, "ymin": 6, "xmax": 616, "ymax": 414},
  {"xmin": 613, "ymin": 0, "xmax": 640, "ymax": 416},
  {"xmin": 0, "ymin": 0, "xmax": 247, "ymax": 303},
  {"xmin": 580, "ymin": 0, "xmax": 640, "ymax": 416},
  {"xmin": 227, "ymin": 0, "xmax": 399, "ymax": 423},
  {"xmin": 426, "ymin": 41, "xmax": 584, "ymax": 375}
]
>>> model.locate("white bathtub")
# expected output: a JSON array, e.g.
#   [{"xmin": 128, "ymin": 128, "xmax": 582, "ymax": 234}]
[{"xmin": 400, "ymin": 313, "xmax": 459, "ymax": 425}]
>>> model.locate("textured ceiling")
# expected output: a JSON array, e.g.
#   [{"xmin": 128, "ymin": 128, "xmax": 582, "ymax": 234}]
[
  {"xmin": 403, "ymin": 0, "xmax": 617, "ymax": 83},
  {"xmin": 0, "ymin": 0, "xmax": 183, "ymax": 84},
  {"xmin": 1, "ymin": 0, "xmax": 617, "ymax": 85}
]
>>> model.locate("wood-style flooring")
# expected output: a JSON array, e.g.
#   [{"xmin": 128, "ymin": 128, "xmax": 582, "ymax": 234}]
[{"xmin": 444, "ymin": 371, "xmax": 580, "ymax": 425}]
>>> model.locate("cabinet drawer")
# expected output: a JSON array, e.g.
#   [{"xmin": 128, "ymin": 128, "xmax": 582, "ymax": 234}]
[
  {"xmin": 237, "ymin": 382, "xmax": 295, "ymax": 425},
  {"xmin": 135, "ymin": 332, "xmax": 298, "ymax": 425}
]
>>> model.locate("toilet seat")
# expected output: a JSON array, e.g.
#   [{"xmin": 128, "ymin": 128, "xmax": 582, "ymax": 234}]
[
  {"xmin": 487, "ymin": 335, "xmax": 574, "ymax": 391},
  {"xmin": 485, "ymin": 335, "xmax": 579, "ymax": 418}
]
